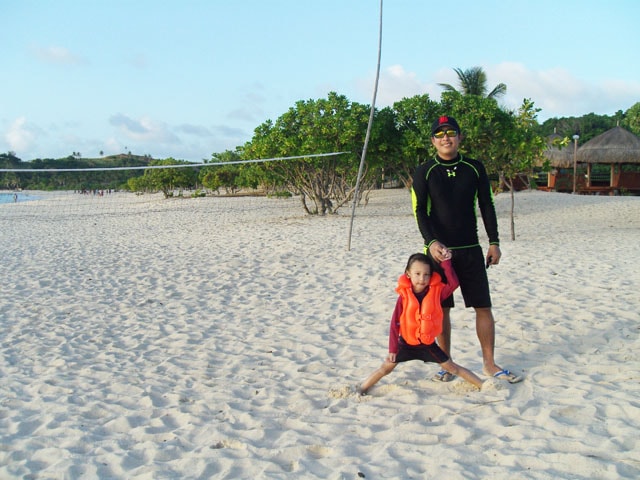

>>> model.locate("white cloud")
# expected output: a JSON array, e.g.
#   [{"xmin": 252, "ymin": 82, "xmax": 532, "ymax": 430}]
[
  {"xmin": 357, "ymin": 62, "xmax": 640, "ymax": 120},
  {"xmin": 176, "ymin": 124, "xmax": 212, "ymax": 137},
  {"xmin": 225, "ymin": 86, "xmax": 269, "ymax": 123},
  {"xmin": 227, "ymin": 107, "xmax": 260, "ymax": 122},
  {"xmin": 31, "ymin": 45, "xmax": 86, "ymax": 65},
  {"xmin": 357, "ymin": 65, "xmax": 429, "ymax": 106},
  {"xmin": 212, "ymin": 125, "xmax": 246, "ymax": 138},
  {"xmin": 104, "ymin": 138, "xmax": 121, "ymax": 152},
  {"xmin": 479, "ymin": 62, "xmax": 640, "ymax": 119},
  {"xmin": 485, "ymin": 63, "xmax": 590, "ymax": 117},
  {"xmin": 109, "ymin": 114, "xmax": 180, "ymax": 144},
  {"xmin": 4, "ymin": 117, "xmax": 40, "ymax": 153}
]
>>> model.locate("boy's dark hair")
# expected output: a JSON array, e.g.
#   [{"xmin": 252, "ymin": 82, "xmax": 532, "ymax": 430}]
[
  {"xmin": 405, "ymin": 253, "xmax": 431, "ymax": 272},
  {"xmin": 405, "ymin": 252, "xmax": 449, "ymax": 284}
]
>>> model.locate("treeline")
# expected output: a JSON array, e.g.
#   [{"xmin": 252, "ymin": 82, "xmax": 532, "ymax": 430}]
[
  {"xmin": 2, "ymin": 91, "xmax": 639, "ymax": 214},
  {"xmin": 0, "ymin": 154, "xmax": 153, "ymax": 191},
  {"xmin": 539, "ymin": 111, "xmax": 632, "ymax": 143}
]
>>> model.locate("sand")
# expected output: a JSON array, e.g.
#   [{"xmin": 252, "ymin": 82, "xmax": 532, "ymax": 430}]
[{"xmin": 1, "ymin": 188, "xmax": 639, "ymax": 479}]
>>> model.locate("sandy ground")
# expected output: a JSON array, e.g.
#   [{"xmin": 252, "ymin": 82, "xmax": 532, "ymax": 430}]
[{"xmin": 1, "ymin": 188, "xmax": 639, "ymax": 479}]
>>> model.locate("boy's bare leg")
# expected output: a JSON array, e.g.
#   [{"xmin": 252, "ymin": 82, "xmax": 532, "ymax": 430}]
[
  {"xmin": 437, "ymin": 307, "xmax": 452, "ymax": 356},
  {"xmin": 440, "ymin": 360, "xmax": 483, "ymax": 389},
  {"xmin": 432, "ymin": 308, "xmax": 456, "ymax": 382},
  {"xmin": 359, "ymin": 360, "xmax": 396, "ymax": 394}
]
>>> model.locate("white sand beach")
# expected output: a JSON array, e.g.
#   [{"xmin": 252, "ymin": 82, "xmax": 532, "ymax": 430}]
[{"xmin": 1, "ymin": 188, "xmax": 639, "ymax": 479}]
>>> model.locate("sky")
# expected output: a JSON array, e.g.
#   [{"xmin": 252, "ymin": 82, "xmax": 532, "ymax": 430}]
[{"xmin": 2, "ymin": 0, "xmax": 640, "ymax": 162}]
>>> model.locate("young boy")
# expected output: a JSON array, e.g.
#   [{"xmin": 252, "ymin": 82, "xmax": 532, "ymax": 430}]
[{"xmin": 359, "ymin": 252, "xmax": 485, "ymax": 394}]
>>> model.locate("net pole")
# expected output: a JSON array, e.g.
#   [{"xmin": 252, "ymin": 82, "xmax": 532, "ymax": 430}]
[{"xmin": 347, "ymin": 0, "xmax": 383, "ymax": 251}]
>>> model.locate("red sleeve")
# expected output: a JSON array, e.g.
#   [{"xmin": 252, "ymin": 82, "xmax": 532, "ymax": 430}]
[
  {"xmin": 440, "ymin": 259, "xmax": 459, "ymax": 300},
  {"xmin": 388, "ymin": 296, "xmax": 403, "ymax": 353}
]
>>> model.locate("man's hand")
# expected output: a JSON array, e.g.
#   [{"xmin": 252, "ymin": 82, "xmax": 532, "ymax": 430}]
[
  {"xmin": 428, "ymin": 241, "xmax": 451, "ymax": 262},
  {"xmin": 486, "ymin": 244, "xmax": 502, "ymax": 267}
]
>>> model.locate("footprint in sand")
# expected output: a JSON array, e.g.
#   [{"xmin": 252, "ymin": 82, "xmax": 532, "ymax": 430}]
[
  {"xmin": 327, "ymin": 385, "xmax": 358, "ymax": 399},
  {"xmin": 307, "ymin": 444, "xmax": 332, "ymax": 458},
  {"xmin": 210, "ymin": 439, "xmax": 246, "ymax": 450}
]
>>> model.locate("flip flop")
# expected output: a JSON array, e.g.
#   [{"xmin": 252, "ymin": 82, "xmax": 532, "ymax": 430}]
[
  {"xmin": 432, "ymin": 370, "xmax": 456, "ymax": 382},
  {"xmin": 491, "ymin": 369, "xmax": 523, "ymax": 384}
]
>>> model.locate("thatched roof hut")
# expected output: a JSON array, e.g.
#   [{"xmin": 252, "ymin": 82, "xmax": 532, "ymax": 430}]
[
  {"xmin": 574, "ymin": 126, "xmax": 640, "ymax": 193},
  {"xmin": 577, "ymin": 126, "xmax": 640, "ymax": 164},
  {"xmin": 537, "ymin": 126, "xmax": 640, "ymax": 194},
  {"xmin": 541, "ymin": 132, "xmax": 574, "ymax": 168}
]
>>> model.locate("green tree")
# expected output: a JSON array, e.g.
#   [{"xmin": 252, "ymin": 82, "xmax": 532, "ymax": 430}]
[
  {"xmin": 132, "ymin": 158, "xmax": 198, "ymax": 198},
  {"xmin": 201, "ymin": 150, "xmax": 241, "ymax": 194},
  {"xmin": 438, "ymin": 91, "xmax": 511, "ymax": 162},
  {"xmin": 205, "ymin": 147, "xmax": 270, "ymax": 193},
  {"xmin": 494, "ymin": 99, "xmax": 547, "ymax": 240},
  {"xmin": 243, "ymin": 92, "xmax": 377, "ymax": 215},
  {"xmin": 438, "ymin": 93, "xmax": 546, "ymax": 240},
  {"xmin": 623, "ymin": 102, "xmax": 640, "ymax": 136},
  {"xmin": 365, "ymin": 105, "xmax": 403, "ymax": 192},
  {"xmin": 0, "ymin": 152, "xmax": 23, "ymax": 189},
  {"xmin": 391, "ymin": 94, "xmax": 440, "ymax": 187},
  {"xmin": 126, "ymin": 175, "xmax": 148, "ymax": 193},
  {"xmin": 438, "ymin": 66, "xmax": 507, "ymax": 99},
  {"xmin": 539, "ymin": 113, "xmax": 615, "ymax": 143}
]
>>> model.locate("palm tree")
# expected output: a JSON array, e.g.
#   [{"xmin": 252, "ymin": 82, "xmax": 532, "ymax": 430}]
[{"xmin": 438, "ymin": 66, "xmax": 506, "ymax": 99}]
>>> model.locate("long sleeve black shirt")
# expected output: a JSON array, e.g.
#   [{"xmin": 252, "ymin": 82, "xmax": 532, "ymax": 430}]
[{"xmin": 411, "ymin": 153, "xmax": 499, "ymax": 249}]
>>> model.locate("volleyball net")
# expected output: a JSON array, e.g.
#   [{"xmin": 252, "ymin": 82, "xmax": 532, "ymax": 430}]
[{"xmin": 0, "ymin": 152, "xmax": 356, "ymax": 221}]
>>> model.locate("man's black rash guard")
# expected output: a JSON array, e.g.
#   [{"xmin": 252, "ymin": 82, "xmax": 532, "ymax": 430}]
[{"xmin": 411, "ymin": 154, "xmax": 500, "ymax": 250}]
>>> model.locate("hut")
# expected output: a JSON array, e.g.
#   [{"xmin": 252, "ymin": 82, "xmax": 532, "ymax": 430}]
[
  {"xmin": 577, "ymin": 126, "xmax": 640, "ymax": 194},
  {"xmin": 538, "ymin": 131, "xmax": 581, "ymax": 192}
]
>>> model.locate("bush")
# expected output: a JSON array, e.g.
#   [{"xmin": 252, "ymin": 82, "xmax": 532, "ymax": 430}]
[{"xmin": 267, "ymin": 190, "xmax": 292, "ymax": 198}]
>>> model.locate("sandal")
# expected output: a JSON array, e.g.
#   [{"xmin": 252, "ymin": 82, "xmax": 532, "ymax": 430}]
[
  {"xmin": 489, "ymin": 369, "xmax": 523, "ymax": 384},
  {"xmin": 432, "ymin": 370, "xmax": 456, "ymax": 382}
]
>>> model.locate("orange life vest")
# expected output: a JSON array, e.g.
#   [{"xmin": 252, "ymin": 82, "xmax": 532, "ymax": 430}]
[{"xmin": 396, "ymin": 272, "xmax": 444, "ymax": 346}]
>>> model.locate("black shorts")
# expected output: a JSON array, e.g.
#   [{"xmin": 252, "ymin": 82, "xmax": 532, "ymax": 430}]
[
  {"xmin": 442, "ymin": 245, "xmax": 492, "ymax": 309},
  {"xmin": 395, "ymin": 338, "xmax": 449, "ymax": 364}
]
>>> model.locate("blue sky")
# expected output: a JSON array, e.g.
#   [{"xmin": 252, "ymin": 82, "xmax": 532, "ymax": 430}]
[{"xmin": 2, "ymin": 0, "xmax": 640, "ymax": 162}]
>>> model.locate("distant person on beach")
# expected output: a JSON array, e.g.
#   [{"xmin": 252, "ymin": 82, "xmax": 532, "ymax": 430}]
[
  {"xmin": 411, "ymin": 115, "xmax": 522, "ymax": 384},
  {"xmin": 358, "ymin": 253, "xmax": 485, "ymax": 394}
]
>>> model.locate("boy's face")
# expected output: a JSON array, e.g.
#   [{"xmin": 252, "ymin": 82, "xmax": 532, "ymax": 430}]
[
  {"xmin": 431, "ymin": 128, "xmax": 460, "ymax": 160},
  {"xmin": 407, "ymin": 261, "xmax": 431, "ymax": 293}
]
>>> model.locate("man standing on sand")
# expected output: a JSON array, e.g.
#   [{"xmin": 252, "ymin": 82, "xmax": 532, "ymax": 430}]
[{"xmin": 411, "ymin": 115, "xmax": 523, "ymax": 384}]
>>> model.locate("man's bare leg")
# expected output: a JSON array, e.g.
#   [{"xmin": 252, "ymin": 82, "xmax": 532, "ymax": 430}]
[{"xmin": 475, "ymin": 307, "xmax": 500, "ymax": 375}]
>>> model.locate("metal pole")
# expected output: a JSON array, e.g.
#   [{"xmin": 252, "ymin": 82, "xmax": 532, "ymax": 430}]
[
  {"xmin": 572, "ymin": 134, "xmax": 579, "ymax": 194},
  {"xmin": 347, "ymin": 0, "xmax": 383, "ymax": 251}
]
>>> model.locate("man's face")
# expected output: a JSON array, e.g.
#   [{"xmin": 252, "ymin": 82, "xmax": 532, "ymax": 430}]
[{"xmin": 431, "ymin": 127, "xmax": 460, "ymax": 160}]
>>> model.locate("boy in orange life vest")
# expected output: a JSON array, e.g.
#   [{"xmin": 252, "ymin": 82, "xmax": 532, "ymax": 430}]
[{"xmin": 358, "ymin": 253, "xmax": 484, "ymax": 394}]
